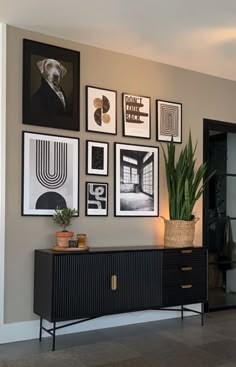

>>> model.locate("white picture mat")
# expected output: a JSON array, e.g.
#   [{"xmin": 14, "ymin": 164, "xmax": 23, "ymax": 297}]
[{"xmin": 23, "ymin": 133, "xmax": 79, "ymax": 215}]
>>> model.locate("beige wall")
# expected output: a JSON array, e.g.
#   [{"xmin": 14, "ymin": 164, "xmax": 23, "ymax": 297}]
[{"xmin": 5, "ymin": 25, "xmax": 236, "ymax": 323}]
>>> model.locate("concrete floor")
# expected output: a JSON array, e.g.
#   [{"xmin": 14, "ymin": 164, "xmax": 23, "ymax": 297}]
[{"xmin": 1, "ymin": 310, "xmax": 236, "ymax": 366}]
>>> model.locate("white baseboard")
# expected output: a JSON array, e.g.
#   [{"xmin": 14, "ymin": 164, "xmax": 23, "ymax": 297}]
[{"xmin": 0, "ymin": 304, "xmax": 201, "ymax": 344}]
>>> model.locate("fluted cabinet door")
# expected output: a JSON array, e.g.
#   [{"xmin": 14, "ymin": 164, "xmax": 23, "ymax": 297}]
[
  {"xmin": 53, "ymin": 253, "xmax": 113, "ymax": 321},
  {"xmin": 111, "ymin": 251, "xmax": 162, "ymax": 313}
]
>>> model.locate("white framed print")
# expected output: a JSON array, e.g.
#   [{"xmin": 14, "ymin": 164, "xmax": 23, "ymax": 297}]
[{"xmin": 22, "ymin": 131, "xmax": 79, "ymax": 216}]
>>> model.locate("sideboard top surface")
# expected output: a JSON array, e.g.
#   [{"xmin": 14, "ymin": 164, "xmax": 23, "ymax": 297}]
[{"xmin": 36, "ymin": 245, "xmax": 204, "ymax": 255}]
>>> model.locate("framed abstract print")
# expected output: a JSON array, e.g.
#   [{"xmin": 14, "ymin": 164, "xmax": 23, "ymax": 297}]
[
  {"xmin": 86, "ymin": 182, "xmax": 108, "ymax": 216},
  {"xmin": 86, "ymin": 85, "xmax": 117, "ymax": 135},
  {"xmin": 22, "ymin": 131, "xmax": 79, "ymax": 216},
  {"xmin": 156, "ymin": 100, "xmax": 182, "ymax": 143},
  {"xmin": 86, "ymin": 140, "xmax": 108, "ymax": 176}
]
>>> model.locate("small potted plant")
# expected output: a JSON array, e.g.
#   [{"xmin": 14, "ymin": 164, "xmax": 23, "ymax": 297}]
[{"xmin": 53, "ymin": 207, "xmax": 78, "ymax": 247}]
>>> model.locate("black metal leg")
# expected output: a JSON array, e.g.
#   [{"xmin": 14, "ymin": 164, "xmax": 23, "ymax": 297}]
[
  {"xmin": 39, "ymin": 317, "xmax": 42, "ymax": 342},
  {"xmin": 201, "ymin": 303, "xmax": 204, "ymax": 326},
  {"xmin": 181, "ymin": 305, "xmax": 184, "ymax": 320},
  {"xmin": 52, "ymin": 322, "xmax": 56, "ymax": 351}
]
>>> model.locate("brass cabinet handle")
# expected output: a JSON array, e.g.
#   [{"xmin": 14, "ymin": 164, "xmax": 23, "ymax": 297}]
[
  {"xmin": 180, "ymin": 284, "xmax": 193, "ymax": 289},
  {"xmin": 111, "ymin": 275, "xmax": 117, "ymax": 291},
  {"xmin": 180, "ymin": 266, "xmax": 193, "ymax": 271},
  {"xmin": 181, "ymin": 249, "xmax": 192, "ymax": 254}
]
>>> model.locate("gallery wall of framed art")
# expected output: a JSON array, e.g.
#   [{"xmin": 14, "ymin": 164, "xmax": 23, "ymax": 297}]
[{"xmin": 20, "ymin": 38, "xmax": 183, "ymax": 219}]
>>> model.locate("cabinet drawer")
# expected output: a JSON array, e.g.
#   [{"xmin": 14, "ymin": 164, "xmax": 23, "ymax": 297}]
[
  {"xmin": 163, "ymin": 248, "xmax": 207, "ymax": 269},
  {"xmin": 162, "ymin": 284, "xmax": 207, "ymax": 307},
  {"xmin": 163, "ymin": 267, "xmax": 207, "ymax": 287}
]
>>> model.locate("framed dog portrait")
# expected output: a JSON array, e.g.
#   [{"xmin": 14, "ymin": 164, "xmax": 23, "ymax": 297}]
[
  {"xmin": 114, "ymin": 143, "xmax": 159, "ymax": 217},
  {"xmin": 22, "ymin": 131, "xmax": 79, "ymax": 216},
  {"xmin": 156, "ymin": 100, "xmax": 182, "ymax": 143},
  {"xmin": 122, "ymin": 93, "xmax": 151, "ymax": 139},
  {"xmin": 86, "ymin": 86, "xmax": 117, "ymax": 135},
  {"xmin": 86, "ymin": 140, "xmax": 109, "ymax": 176},
  {"xmin": 23, "ymin": 39, "xmax": 80, "ymax": 131},
  {"xmin": 86, "ymin": 182, "xmax": 108, "ymax": 216}
]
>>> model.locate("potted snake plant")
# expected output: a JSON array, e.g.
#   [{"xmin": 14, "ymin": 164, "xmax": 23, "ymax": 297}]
[
  {"xmin": 161, "ymin": 132, "xmax": 214, "ymax": 247},
  {"xmin": 53, "ymin": 207, "xmax": 78, "ymax": 247}
]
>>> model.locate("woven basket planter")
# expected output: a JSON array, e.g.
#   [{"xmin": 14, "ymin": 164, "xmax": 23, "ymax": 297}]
[{"xmin": 161, "ymin": 217, "xmax": 199, "ymax": 248}]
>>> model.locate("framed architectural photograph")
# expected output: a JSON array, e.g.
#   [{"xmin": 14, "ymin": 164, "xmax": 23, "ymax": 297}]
[
  {"xmin": 23, "ymin": 39, "xmax": 80, "ymax": 131},
  {"xmin": 156, "ymin": 100, "xmax": 182, "ymax": 143},
  {"xmin": 86, "ymin": 140, "xmax": 108, "ymax": 176},
  {"xmin": 122, "ymin": 93, "xmax": 151, "ymax": 139},
  {"xmin": 22, "ymin": 131, "xmax": 79, "ymax": 216},
  {"xmin": 86, "ymin": 85, "xmax": 117, "ymax": 135},
  {"xmin": 86, "ymin": 182, "xmax": 108, "ymax": 216},
  {"xmin": 114, "ymin": 143, "xmax": 159, "ymax": 216}
]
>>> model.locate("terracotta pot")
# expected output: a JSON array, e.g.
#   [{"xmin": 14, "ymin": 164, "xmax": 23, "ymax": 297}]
[{"xmin": 56, "ymin": 231, "xmax": 74, "ymax": 247}]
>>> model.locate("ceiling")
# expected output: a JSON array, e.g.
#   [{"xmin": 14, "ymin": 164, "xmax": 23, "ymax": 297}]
[{"xmin": 1, "ymin": 0, "xmax": 236, "ymax": 81}]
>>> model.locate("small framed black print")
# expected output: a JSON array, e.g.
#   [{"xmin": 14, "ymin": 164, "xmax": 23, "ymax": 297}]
[
  {"xmin": 86, "ymin": 182, "xmax": 108, "ymax": 216},
  {"xmin": 86, "ymin": 140, "xmax": 109, "ymax": 176}
]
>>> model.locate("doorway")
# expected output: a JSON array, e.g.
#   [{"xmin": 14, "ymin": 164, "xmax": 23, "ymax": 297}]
[{"xmin": 204, "ymin": 119, "xmax": 236, "ymax": 311}]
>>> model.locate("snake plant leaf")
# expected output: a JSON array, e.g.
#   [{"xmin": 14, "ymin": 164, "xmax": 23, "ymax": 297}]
[{"xmin": 162, "ymin": 132, "xmax": 215, "ymax": 221}]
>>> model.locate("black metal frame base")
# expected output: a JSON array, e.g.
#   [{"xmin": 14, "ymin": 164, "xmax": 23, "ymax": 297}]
[{"xmin": 39, "ymin": 303, "xmax": 205, "ymax": 351}]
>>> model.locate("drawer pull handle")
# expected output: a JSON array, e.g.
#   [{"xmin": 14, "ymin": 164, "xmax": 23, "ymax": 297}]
[
  {"xmin": 181, "ymin": 249, "xmax": 192, "ymax": 254},
  {"xmin": 180, "ymin": 284, "xmax": 193, "ymax": 289},
  {"xmin": 111, "ymin": 275, "xmax": 117, "ymax": 291},
  {"xmin": 180, "ymin": 266, "xmax": 193, "ymax": 271}
]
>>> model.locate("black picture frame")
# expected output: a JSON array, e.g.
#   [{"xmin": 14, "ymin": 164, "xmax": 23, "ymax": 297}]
[
  {"xmin": 156, "ymin": 99, "xmax": 182, "ymax": 143},
  {"xmin": 22, "ymin": 131, "xmax": 79, "ymax": 216},
  {"xmin": 23, "ymin": 39, "xmax": 80, "ymax": 131},
  {"xmin": 85, "ymin": 182, "xmax": 108, "ymax": 216},
  {"xmin": 122, "ymin": 93, "xmax": 151, "ymax": 139},
  {"xmin": 86, "ymin": 140, "xmax": 109, "ymax": 176},
  {"xmin": 86, "ymin": 85, "xmax": 117, "ymax": 135},
  {"xmin": 114, "ymin": 143, "xmax": 159, "ymax": 217}
]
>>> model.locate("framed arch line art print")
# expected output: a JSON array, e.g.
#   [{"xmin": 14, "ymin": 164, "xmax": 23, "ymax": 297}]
[
  {"xmin": 22, "ymin": 132, "xmax": 79, "ymax": 216},
  {"xmin": 156, "ymin": 100, "xmax": 182, "ymax": 143},
  {"xmin": 86, "ymin": 86, "xmax": 117, "ymax": 135}
]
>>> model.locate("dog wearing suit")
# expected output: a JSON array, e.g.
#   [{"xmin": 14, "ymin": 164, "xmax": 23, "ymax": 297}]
[{"xmin": 31, "ymin": 58, "xmax": 70, "ymax": 124}]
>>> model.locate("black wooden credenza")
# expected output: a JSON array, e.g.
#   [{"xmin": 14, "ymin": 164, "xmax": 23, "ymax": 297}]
[{"xmin": 34, "ymin": 246, "xmax": 207, "ymax": 350}]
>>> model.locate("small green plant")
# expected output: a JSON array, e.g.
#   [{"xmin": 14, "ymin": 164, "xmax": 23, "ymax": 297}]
[
  {"xmin": 53, "ymin": 207, "xmax": 78, "ymax": 231},
  {"xmin": 161, "ymin": 132, "xmax": 214, "ymax": 221}
]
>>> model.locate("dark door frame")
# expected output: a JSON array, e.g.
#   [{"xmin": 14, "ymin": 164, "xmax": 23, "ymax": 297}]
[{"xmin": 203, "ymin": 118, "xmax": 236, "ymax": 311}]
